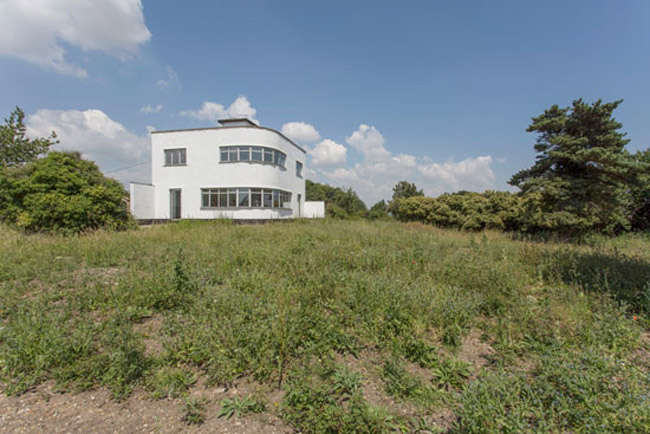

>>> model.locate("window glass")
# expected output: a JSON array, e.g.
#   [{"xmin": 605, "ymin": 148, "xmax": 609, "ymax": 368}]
[
  {"xmin": 211, "ymin": 190, "xmax": 219, "ymax": 208},
  {"xmin": 252, "ymin": 147, "xmax": 263, "ymax": 161},
  {"xmin": 239, "ymin": 147, "xmax": 250, "ymax": 161},
  {"xmin": 238, "ymin": 188, "xmax": 249, "ymax": 207},
  {"xmin": 278, "ymin": 154, "xmax": 286, "ymax": 168},
  {"xmin": 264, "ymin": 149, "xmax": 273, "ymax": 163},
  {"xmin": 251, "ymin": 189, "xmax": 262, "ymax": 207},
  {"xmin": 296, "ymin": 161, "xmax": 303, "ymax": 177},
  {"xmin": 229, "ymin": 148, "xmax": 238, "ymax": 162},
  {"xmin": 219, "ymin": 190, "xmax": 227, "ymax": 207},
  {"xmin": 263, "ymin": 190, "xmax": 273, "ymax": 208},
  {"xmin": 202, "ymin": 191, "xmax": 210, "ymax": 208},
  {"xmin": 273, "ymin": 190, "xmax": 280, "ymax": 207},
  {"xmin": 228, "ymin": 189, "xmax": 237, "ymax": 207},
  {"xmin": 165, "ymin": 149, "xmax": 187, "ymax": 166},
  {"xmin": 221, "ymin": 148, "xmax": 229, "ymax": 162}
]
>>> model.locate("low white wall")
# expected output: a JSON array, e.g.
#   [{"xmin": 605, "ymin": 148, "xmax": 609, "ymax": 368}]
[
  {"xmin": 303, "ymin": 201, "xmax": 325, "ymax": 218},
  {"xmin": 130, "ymin": 183, "xmax": 155, "ymax": 219}
]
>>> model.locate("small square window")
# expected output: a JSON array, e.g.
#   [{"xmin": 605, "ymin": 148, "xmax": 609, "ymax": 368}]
[{"xmin": 165, "ymin": 148, "xmax": 187, "ymax": 166}]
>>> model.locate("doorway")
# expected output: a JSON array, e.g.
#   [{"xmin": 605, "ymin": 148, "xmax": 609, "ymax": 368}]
[{"xmin": 170, "ymin": 189, "xmax": 181, "ymax": 220}]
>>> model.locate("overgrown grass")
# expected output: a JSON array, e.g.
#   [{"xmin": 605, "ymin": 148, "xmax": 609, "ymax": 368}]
[{"xmin": 0, "ymin": 220, "xmax": 648, "ymax": 432}]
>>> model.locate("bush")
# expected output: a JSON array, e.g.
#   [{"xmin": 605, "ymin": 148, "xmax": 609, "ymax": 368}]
[
  {"xmin": 393, "ymin": 191, "xmax": 523, "ymax": 231},
  {"xmin": 0, "ymin": 151, "xmax": 135, "ymax": 234}
]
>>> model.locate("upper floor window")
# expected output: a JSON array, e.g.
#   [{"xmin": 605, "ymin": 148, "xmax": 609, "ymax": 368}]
[
  {"xmin": 221, "ymin": 146, "xmax": 286, "ymax": 168},
  {"xmin": 296, "ymin": 161, "xmax": 303, "ymax": 178},
  {"xmin": 165, "ymin": 148, "xmax": 186, "ymax": 166}
]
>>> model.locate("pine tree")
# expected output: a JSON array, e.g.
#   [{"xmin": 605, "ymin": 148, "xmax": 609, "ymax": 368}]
[{"xmin": 510, "ymin": 99, "xmax": 643, "ymax": 235}]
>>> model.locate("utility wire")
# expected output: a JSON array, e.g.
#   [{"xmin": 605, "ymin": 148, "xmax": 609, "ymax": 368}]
[{"xmin": 104, "ymin": 160, "xmax": 151, "ymax": 174}]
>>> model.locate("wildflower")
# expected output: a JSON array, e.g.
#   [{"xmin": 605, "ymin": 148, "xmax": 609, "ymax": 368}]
[
  {"xmin": 632, "ymin": 315, "xmax": 638, "ymax": 321},
  {"xmin": 412, "ymin": 260, "xmax": 416, "ymax": 264}
]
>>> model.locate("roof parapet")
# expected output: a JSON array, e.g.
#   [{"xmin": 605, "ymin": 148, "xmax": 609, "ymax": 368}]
[{"xmin": 217, "ymin": 118, "xmax": 258, "ymax": 127}]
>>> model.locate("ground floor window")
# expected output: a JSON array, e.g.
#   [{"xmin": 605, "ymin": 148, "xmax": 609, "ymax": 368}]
[{"xmin": 201, "ymin": 187, "xmax": 292, "ymax": 209}]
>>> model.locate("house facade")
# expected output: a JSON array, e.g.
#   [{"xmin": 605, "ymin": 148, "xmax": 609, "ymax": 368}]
[{"xmin": 130, "ymin": 118, "xmax": 324, "ymax": 221}]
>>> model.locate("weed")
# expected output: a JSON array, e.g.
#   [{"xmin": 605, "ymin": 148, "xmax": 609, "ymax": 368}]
[
  {"xmin": 146, "ymin": 366, "xmax": 196, "ymax": 399},
  {"xmin": 182, "ymin": 396, "xmax": 209, "ymax": 425},
  {"xmin": 431, "ymin": 357, "xmax": 472, "ymax": 390},
  {"xmin": 218, "ymin": 394, "xmax": 266, "ymax": 419}
]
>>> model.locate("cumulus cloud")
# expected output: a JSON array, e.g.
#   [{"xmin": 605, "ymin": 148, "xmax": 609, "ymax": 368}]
[
  {"xmin": 314, "ymin": 124, "xmax": 496, "ymax": 205},
  {"xmin": 26, "ymin": 108, "xmax": 150, "ymax": 184},
  {"xmin": 281, "ymin": 122, "xmax": 321, "ymax": 144},
  {"xmin": 156, "ymin": 65, "xmax": 180, "ymax": 89},
  {"xmin": 309, "ymin": 139, "xmax": 347, "ymax": 167},
  {"xmin": 0, "ymin": 0, "xmax": 151, "ymax": 77},
  {"xmin": 345, "ymin": 124, "xmax": 391, "ymax": 161},
  {"xmin": 140, "ymin": 104, "xmax": 162, "ymax": 114},
  {"xmin": 181, "ymin": 96, "xmax": 258, "ymax": 124}
]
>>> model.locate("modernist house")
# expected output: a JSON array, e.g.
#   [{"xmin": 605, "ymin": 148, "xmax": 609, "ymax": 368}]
[{"xmin": 130, "ymin": 118, "xmax": 324, "ymax": 221}]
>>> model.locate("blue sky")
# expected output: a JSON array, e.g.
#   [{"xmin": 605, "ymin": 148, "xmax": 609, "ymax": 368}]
[{"xmin": 1, "ymin": 0, "xmax": 648, "ymax": 204}]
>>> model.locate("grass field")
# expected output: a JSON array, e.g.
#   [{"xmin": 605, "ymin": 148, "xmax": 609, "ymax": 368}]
[{"xmin": 1, "ymin": 220, "xmax": 649, "ymax": 433}]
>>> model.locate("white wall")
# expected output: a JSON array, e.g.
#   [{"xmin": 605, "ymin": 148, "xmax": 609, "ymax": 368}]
[
  {"xmin": 130, "ymin": 183, "xmax": 154, "ymax": 219},
  {"xmin": 150, "ymin": 126, "xmax": 307, "ymax": 220},
  {"xmin": 303, "ymin": 201, "xmax": 325, "ymax": 218}
]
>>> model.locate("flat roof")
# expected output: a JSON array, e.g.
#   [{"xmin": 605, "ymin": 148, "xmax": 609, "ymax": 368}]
[
  {"xmin": 218, "ymin": 118, "xmax": 257, "ymax": 127},
  {"xmin": 150, "ymin": 124, "xmax": 306, "ymax": 154}
]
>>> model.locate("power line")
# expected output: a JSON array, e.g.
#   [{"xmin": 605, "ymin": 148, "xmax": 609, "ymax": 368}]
[{"xmin": 104, "ymin": 160, "xmax": 150, "ymax": 174}]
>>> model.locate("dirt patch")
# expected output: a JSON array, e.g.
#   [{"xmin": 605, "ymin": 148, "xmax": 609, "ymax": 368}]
[
  {"xmin": 457, "ymin": 330, "xmax": 495, "ymax": 379},
  {"xmin": 133, "ymin": 315, "xmax": 164, "ymax": 357},
  {"xmin": 0, "ymin": 382, "xmax": 291, "ymax": 434}
]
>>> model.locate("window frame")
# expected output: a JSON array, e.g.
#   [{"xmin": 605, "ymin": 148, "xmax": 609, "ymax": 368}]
[
  {"xmin": 201, "ymin": 187, "xmax": 292, "ymax": 210},
  {"xmin": 164, "ymin": 148, "xmax": 187, "ymax": 166},
  {"xmin": 220, "ymin": 145, "xmax": 286, "ymax": 169}
]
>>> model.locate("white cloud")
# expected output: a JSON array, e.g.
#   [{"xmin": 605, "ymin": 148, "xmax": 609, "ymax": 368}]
[
  {"xmin": 140, "ymin": 104, "xmax": 163, "ymax": 114},
  {"xmin": 0, "ymin": 0, "xmax": 151, "ymax": 77},
  {"xmin": 314, "ymin": 124, "xmax": 496, "ymax": 205},
  {"xmin": 281, "ymin": 122, "xmax": 321, "ymax": 144},
  {"xmin": 181, "ymin": 96, "xmax": 258, "ymax": 124},
  {"xmin": 156, "ymin": 65, "xmax": 180, "ymax": 89},
  {"xmin": 26, "ymin": 108, "xmax": 150, "ymax": 184},
  {"xmin": 309, "ymin": 139, "xmax": 347, "ymax": 167},
  {"xmin": 345, "ymin": 124, "xmax": 391, "ymax": 161}
]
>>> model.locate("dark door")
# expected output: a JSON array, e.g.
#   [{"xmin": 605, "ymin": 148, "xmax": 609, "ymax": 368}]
[{"xmin": 170, "ymin": 189, "xmax": 181, "ymax": 220}]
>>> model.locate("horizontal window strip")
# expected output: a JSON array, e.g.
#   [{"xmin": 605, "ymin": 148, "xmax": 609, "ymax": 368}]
[
  {"xmin": 220, "ymin": 145, "xmax": 286, "ymax": 168},
  {"xmin": 201, "ymin": 187, "xmax": 292, "ymax": 210}
]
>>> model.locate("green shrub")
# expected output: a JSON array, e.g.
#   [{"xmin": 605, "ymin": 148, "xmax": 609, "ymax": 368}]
[
  {"xmin": 0, "ymin": 151, "xmax": 134, "ymax": 234},
  {"xmin": 393, "ymin": 191, "xmax": 523, "ymax": 231}
]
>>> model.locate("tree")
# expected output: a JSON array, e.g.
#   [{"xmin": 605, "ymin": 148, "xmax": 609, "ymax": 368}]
[
  {"xmin": 0, "ymin": 151, "xmax": 134, "ymax": 234},
  {"xmin": 388, "ymin": 181, "xmax": 424, "ymax": 216},
  {"xmin": 305, "ymin": 180, "xmax": 367, "ymax": 218},
  {"xmin": 0, "ymin": 107, "xmax": 57, "ymax": 167},
  {"xmin": 367, "ymin": 199, "xmax": 390, "ymax": 220},
  {"xmin": 509, "ymin": 99, "xmax": 644, "ymax": 235},
  {"xmin": 630, "ymin": 148, "xmax": 650, "ymax": 231},
  {"xmin": 391, "ymin": 181, "xmax": 423, "ymax": 201}
]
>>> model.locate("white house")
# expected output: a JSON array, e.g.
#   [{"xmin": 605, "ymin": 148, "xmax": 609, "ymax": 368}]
[{"xmin": 129, "ymin": 118, "xmax": 324, "ymax": 221}]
